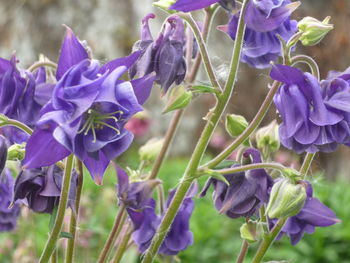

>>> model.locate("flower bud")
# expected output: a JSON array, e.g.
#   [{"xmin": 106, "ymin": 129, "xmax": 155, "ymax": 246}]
[
  {"xmin": 7, "ymin": 143, "xmax": 25, "ymax": 161},
  {"xmin": 163, "ymin": 85, "xmax": 192, "ymax": 114},
  {"xmin": 240, "ymin": 220, "xmax": 264, "ymax": 243},
  {"xmin": 298, "ymin": 16, "xmax": 333, "ymax": 46},
  {"xmin": 255, "ymin": 120, "xmax": 280, "ymax": 153},
  {"xmin": 267, "ymin": 179, "xmax": 307, "ymax": 219},
  {"xmin": 139, "ymin": 138, "xmax": 164, "ymax": 163},
  {"xmin": 225, "ymin": 114, "xmax": 248, "ymax": 137}
]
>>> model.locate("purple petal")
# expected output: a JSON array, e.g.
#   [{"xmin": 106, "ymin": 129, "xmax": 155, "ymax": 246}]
[
  {"xmin": 99, "ymin": 51, "xmax": 141, "ymax": 74},
  {"xmin": 270, "ymin": 64, "xmax": 305, "ymax": 85},
  {"xmin": 82, "ymin": 151, "xmax": 110, "ymax": 185},
  {"xmin": 101, "ymin": 130, "xmax": 134, "ymax": 160},
  {"xmin": 169, "ymin": 0, "xmax": 219, "ymax": 12},
  {"xmin": 116, "ymin": 167, "xmax": 129, "ymax": 196},
  {"xmin": 130, "ymin": 74, "xmax": 155, "ymax": 105},
  {"xmin": 56, "ymin": 26, "xmax": 89, "ymax": 80}
]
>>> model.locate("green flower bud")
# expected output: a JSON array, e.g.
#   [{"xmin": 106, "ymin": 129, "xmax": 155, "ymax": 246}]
[
  {"xmin": 298, "ymin": 16, "xmax": 333, "ymax": 46},
  {"xmin": 153, "ymin": 0, "xmax": 176, "ymax": 10},
  {"xmin": 225, "ymin": 114, "xmax": 248, "ymax": 137},
  {"xmin": 162, "ymin": 86, "xmax": 193, "ymax": 114},
  {"xmin": 240, "ymin": 220, "xmax": 265, "ymax": 243},
  {"xmin": 267, "ymin": 178, "xmax": 307, "ymax": 219},
  {"xmin": 255, "ymin": 120, "xmax": 280, "ymax": 153},
  {"xmin": 7, "ymin": 143, "xmax": 26, "ymax": 161},
  {"xmin": 139, "ymin": 138, "xmax": 164, "ymax": 163}
]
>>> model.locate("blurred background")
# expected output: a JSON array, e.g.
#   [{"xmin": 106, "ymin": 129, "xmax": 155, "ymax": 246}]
[{"xmin": 0, "ymin": 0, "xmax": 350, "ymax": 262}]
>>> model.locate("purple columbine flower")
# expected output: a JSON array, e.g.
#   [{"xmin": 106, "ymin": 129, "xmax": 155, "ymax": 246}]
[
  {"xmin": 271, "ymin": 182, "xmax": 339, "ymax": 245},
  {"xmin": 219, "ymin": 0, "xmax": 298, "ymax": 69},
  {"xmin": 0, "ymin": 169, "xmax": 21, "ymax": 232},
  {"xmin": 271, "ymin": 64, "xmax": 349, "ymax": 153},
  {"xmin": 130, "ymin": 14, "xmax": 186, "ymax": 93},
  {"xmin": 128, "ymin": 183, "xmax": 197, "ymax": 255},
  {"xmin": 22, "ymin": 28, "xmax": 155, "ymax": 184},
  {"xmin": 116, "ymin": 167, "xmax": 160, "ymax": 210},
  {"xmin": 200, "ymin": 148, "xmax": 273, "ymax": 218},
  {"xmin": 13, "ymin": 165, "xmax": 77, "ymax": 214}
]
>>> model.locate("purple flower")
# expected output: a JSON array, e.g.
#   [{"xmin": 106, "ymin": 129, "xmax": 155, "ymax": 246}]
[
  {"xmin": 200, "ymin": 148, "xmax": 273, "ymax": 218},
  {"xmin": 0, "ymin": 56, "xmax": 45, "ymax": 126},
  {"xmin": 130, "ymin": 14, "xmax": 186, "ymax": 93},
  {"xmin": 0, "ymin": 169, "xmax": 21, "ymax": 232},
  {"xmin": 116, "ymin": 167, "xmax": 160, "ymax": 210},
  {"xmin": 128, "ymin": 183, "xmax": 197, "ymax": 255},
  {"xmin": 0, "ymin": 136, "xmax": 7, "ymax": 174},
  {"xmin": 23, "ymin": 28, "xmax": 154, "ymax": 184},
  {"xmin": 13, "ymin": 165, "xmax": 77, "ymax": 214},
  {"xmin": 272, "ymin": 182, "xmax": 339, "ymax": 245},
  {"xmin": 220, "ymin": 0, "xmax": 298, "ymax": 69},
  {"xmin": 271, "ymin": 64, "xmax": 349, "ymax": 153}
]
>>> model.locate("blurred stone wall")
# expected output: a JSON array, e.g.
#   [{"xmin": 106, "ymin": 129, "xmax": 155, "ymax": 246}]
[{"xmin": 1, "ymin": 0, "xmax": 350, "ymax": 178}]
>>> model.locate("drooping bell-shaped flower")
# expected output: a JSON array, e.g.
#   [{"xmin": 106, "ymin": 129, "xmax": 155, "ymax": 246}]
[
  {"xmin": 13, "ymin": 165, "xmax": 77, "ymax": 214},
  {"xmin": 128, "ymin": 183, "xmax": 197, "ymax": 255},
  {"xmin": 271, "ymin": 64, "xmax": 349, "ymax": 153},
  {"xmin": 271, "ymin": 182, "xmax": 339, "ymax": 245},
  {"xmin": 23, "ymin": 27, "xmax": 155, "ymax": 184},
  {"xmin": 130, "ymin": 14, "xmax": 186, "ymax": 93},
  {"xmin": 116, "ymin": 167, "xmax": 160, "ymax": 210},
  {"xmin": 219, "ymin": 0, "xmax": 298, "ymax": 69},
  {"xmin": 200, "ymin": 148, "xmax": 273, "ymax": 218},
  {"xmin": 0, "ymin": 169, "xmax": 21, "ymax": 232}
]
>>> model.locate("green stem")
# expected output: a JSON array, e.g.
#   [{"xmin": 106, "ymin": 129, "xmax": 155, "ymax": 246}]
[
  {"xmin": 290, "ymin": 55, "xmax": 320, "ymax": 80},
  {"xmin": 97, "ymin": 205, "xmax": 127, "ymax": 263},
  {"xmin": 202, "ymin": 81, "xmax": 281, "ymax": 169},
  {"xmin": 28, "ymin": 61, "xmax": 57, "ymax": 72},
  {"xmin": 235, "ymin": 240, "xmax": 249, "ymax": 263},
  {"xmin": 65, "ymin": 159, "xmax": 84, "ymax": 263},
  {"xmin": 110, "ymin": 224, "xmax": 133, "ymax": 263},
  {"xmin": 51, "ymin": 249, "xmax": 58, "ymax": 263},
  {"xmin": 141, "ymin": 1, "xmax": 249, "ymax": 262},
  {"xmin": 179, "ymin": 12, "xmax": 221, "ymax": 90},
  {"xmin": 211, "ymin": 162, "xmax": 286, "ymax": 175},
  {"xmin": 0, "ymin": 119, "xmax": 33, "ymax": 135},
  {"xmin": 300, "ymin": 153, "xmax": 315, "ymax": 179},
  {"xmin": 39, "ymin": 155, "xmax": 74, "ymax": 263},
  {"xmin": 251, "ymin": 218, "xmax": 287, "ymax": 263}
]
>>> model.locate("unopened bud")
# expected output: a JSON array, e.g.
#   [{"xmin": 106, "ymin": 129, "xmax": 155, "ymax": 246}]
[
  {"xmin": 225, "ymin": 114, "xmax": 248, "ymax": 137},
  {"xmin": 240, "ymin": 220, "xmax": 265, "ymax": 243},
  {"xmin": 163, "ymin": 85, "xmax": 192, "ymax": 114},
  {"xmin": 298, "ymin": 16, "xmax": 333, "ymax": 46},
  {"xmin": 7, "ymin": 143, "xmax": 26, "ymax": 161},
  {"xmin": 256, "ymin": 120, "xmax": 280, "ymax": 153},
  {"xmin": 139, "ymin": 138, "xmax": 164, "ymax": 163},
  {"xmin": 267, "ymin": 178, "xmax": 307, "ymax": 219}
]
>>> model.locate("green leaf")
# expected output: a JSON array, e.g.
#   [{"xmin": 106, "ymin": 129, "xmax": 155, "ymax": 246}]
[
  {"xmin": 60, "ymin": 231, "xmax": 73, "ymax": 239},
  {"xmin": 198, "ymin": 169, "xmax": 230, "ymax": 185},
  {"xmin": 163, "ymin": 86, "xmax": 193, "ymax": 114},
  {"xmin": 191, "ymin": 85, "xmax": 219, "ymax": 95}
]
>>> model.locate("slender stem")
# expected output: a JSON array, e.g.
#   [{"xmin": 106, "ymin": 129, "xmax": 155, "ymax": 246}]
[
  {"xmin": 290, "ymin": 55, "xmax": 320, "ymax": 80},
  {"xmin": 202, "ymin": 81, "xmax": 281, "ymax": 169},
  {"xmin": 110, "ymin": 224, "xmax": 133, "ymax": 263},
  {"xmin": 28, "ymin": 61, "xmax": 57, "ymax": 72},
  {"xmin": 51, "ymin": 249, "xmax": 58, "ymax": 263},
  {"xmin": 212, "ymin": 162, "xmax": 286, "ymax": 175},
  {"xmin": 180, "ymin": 12, "xmax": 221, "ymax": 90},
  {"xmin": 251, "ymin": 218, "xmax": 287, "ymax": 263},
  {"xmin": 300, "ymin": 153, "xmax": 315, "ymax": 179},
  {"xmin": 0, "ymin": 119, "xmax": 33, "ymax": 135},
  {"xmin": 148, "ymin": 110, "xmax": 184, "ymax": 180},
  {"xmin": 97, "ymin": 205, "xmax": 127, "ymax": 263},
  {"xmin": 141, "ymin": 1, "xmax": 249, "ymax": 262},
  {"xmin": 39, "ymin": 155, "xmax": 74, "ymax": 263},
  {"xmin": 235, "ymin": 240, "xmax": 249, "ymax": 263},
  {"xmin": 65, "ymin": 159, "xmax": 84, "ymax": 263}
]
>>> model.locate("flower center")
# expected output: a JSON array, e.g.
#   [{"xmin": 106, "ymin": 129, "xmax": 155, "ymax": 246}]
[{"xmin": 77, "ymin": 109, "xmax": 123, "ymax": 143}]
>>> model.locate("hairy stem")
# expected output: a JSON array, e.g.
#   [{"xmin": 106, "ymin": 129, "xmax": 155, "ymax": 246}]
[
  {"xmin": 300, "ymin": 153, "xmax": 315, "ymax": 179},
  {"xmin": 290, "ymin": 55, "xmax": 320, "ymax": 80},
  {"xmin": 28, "ymin": 61, "xmax": 57, "ymax": 72},
  {"xmin": 202, "ymin": 81, "xmax": 281, "ymax": 169},
  {"xmin": 39, "ymin": 155, "xmax": 74, "ymax": 263},
  {"xmin": 65, "ymin": 159, "xmax": 84, "ymax": 263},
  {"xmin": 97, "ymin": 205, "xmax": 127, "ymax": 263},
  {"xmin": 110, "ymin": 224, "xmax": 133, "ymax": 263},
  {"xmin": 0, "ymin": 119, "xmax": 33, "ymax": 135},
  {"xmin": 211, "ymin": 162, "xmax": 286, "ymax": 175},
  {"xmin": 141, "ymin": 1, "xmax": 249, "ymax": 262}
]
